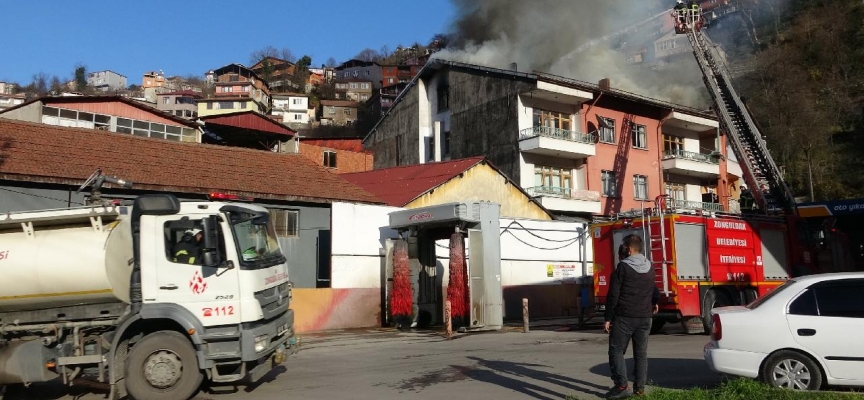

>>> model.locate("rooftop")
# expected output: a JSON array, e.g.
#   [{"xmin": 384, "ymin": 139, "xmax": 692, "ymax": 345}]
[
  {"xmin": 0, "ymin": 95, "xmax": 198, "ymax": 128},
  {"xmin": 342, "ymin": 157, "xmax": 487, "ymax": 207},
  {"xmin": 0, "ymin": 119, "xmax": 380, "ymax": 204}
]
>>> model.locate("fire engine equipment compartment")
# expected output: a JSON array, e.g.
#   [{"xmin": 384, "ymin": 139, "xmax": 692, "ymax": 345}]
[{"xmin": 385, "ymin": 202, "xmax": 503, "ymax": 332}]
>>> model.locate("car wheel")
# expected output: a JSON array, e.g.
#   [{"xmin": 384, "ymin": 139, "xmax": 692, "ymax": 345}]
[
  {"xmin": 701, "ymin": 290, "xmax": 731, "ymax": 333},
  {"xmin": 762, "ymin": 350, "xmax": 823, "ymax": 391}
]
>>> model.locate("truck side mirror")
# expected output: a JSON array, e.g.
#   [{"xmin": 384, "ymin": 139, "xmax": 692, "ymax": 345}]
[{"xmin": 201, "ymin": 216, "xmax": 222, "ymax": 268}]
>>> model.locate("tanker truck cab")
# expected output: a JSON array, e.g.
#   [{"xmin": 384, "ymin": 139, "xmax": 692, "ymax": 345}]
[
  {"xmin": 0, "ymin": 194, "xmax": 294, "ymax": 400},
  {"xmin": 131, "ymin": 196, "xmax": 295, "ymax": 394}
]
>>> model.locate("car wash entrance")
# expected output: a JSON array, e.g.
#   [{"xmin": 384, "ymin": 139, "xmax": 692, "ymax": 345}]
[{"xmin": 385, "ymin": 202, "xmax": 503, "ymax": 332}]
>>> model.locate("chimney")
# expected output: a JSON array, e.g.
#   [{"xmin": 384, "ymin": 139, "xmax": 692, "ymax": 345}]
[
  {"xmin": 510, "ymin": 62, "xmax": 518, "ymax": 71},
  {"xmin": 599, "ymin": 78, "xmax": 611, "ymax": 90}
]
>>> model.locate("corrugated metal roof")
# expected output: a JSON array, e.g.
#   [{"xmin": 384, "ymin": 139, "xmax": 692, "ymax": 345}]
[
  {"xmin": 201, "ymin": 111, "xmax": 295, "ymax": 137},
  {"xmin": 341, "ymin": 157, "xmax": 486, "ymax": 206}
]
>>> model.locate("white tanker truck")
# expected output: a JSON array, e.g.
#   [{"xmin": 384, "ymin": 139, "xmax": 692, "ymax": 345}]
[{"xmin": 0, "ymin": 177, "xmax": 296, "ymax": 400}]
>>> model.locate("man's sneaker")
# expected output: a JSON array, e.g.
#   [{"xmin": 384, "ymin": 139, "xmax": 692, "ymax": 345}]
[
  {"xmin": 633, "ymin": 388, "xmax": 645, "ymax": 396},
  {"xmin": 605, "ymin": 385, "xmax": 633, "ymax": 399}
]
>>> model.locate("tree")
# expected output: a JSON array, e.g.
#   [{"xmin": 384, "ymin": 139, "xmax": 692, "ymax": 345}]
[
  {"xmin": 74, "ymin": 64, "xmax": 88, "ymax": 93},
  {"xmin": 325, "ymin": 57, "xmax": 338, "ymax": 68},
  {"xmin": 290, "ymin": 55, "xmax": 313, "ymax": 93},
  {"xmin": 249, "ymin": 45, "xmax": 279, "ymax": 65},
  {"xmin": 280, "ymin": 48, "xmax": 297, "ymax": 63},
  {"xmin": 354, "ymin": 48, "xmax": 382, "ymax": 62},
  {"xmin": 49, "ymin": 76, "xmax": 63, "ymax": 94}
]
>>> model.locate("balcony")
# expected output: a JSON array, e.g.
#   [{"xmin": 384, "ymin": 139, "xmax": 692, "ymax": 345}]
[
  {"xmin": 662, "ymin": 149, "xmax": 720, "ymax": 178},
  {"xmin": 519, "ymin": 126, "xmax": 596, "ymax": 158},
  {"xmin": 668, "ymin": 199, "xmax": 724, "ymax": 213},
  {"xmin": 527, "ymin": 186, "xmax": 601, "ymax": 214}
]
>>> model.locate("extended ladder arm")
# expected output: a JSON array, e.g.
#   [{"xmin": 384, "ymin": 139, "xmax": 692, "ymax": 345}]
[{"xmin": 684, "ymin": 26, "xmax": 797, "ymax": 214}]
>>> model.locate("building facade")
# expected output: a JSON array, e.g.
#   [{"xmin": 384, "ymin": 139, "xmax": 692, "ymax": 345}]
[
  {"xmin": 319, "ymin": 100, "xmax": 360, "ymax": 126},
  {"xmin": 364, "ymin": 60, "xmax": 743, "ymax": 220},
  {"xmin": 334, "ymin": 79, "xmax": 373, "ymax": 102},
  {"xmin": 381, "ymin": 64, "xmax": 422, "ymax": 87},
  {"xmin": 0, "ymin": 82, "xmax": 17, "ymax": 95},
  {"xmin": 87, "ymin": 70, "xmax": 127, "ymax": 92},
  {"xmin": 272, "ymin": 93, "xmax": 310, "ymax": 125},
  {"xmin": 0, "ymin": 95, "xmax": 200, "ymax": 143},
  {"xmin": 299, "ymin": 138, "xmax": 373, "ymax": 174},
  {"xmin": 142, "ymin": 71, "xmax": 165, "ymax": 89},
  {"xmin": 0, "ymin": 93, "xmax": 25, "ymax": 112},
  {"xmin": 156, "ymin": 90, "xmax": 201, "ymax": 119},
  {"xmin": 250, "ymin": 57, "xmax": 297, "ymax": 93},
  {"xmin": 208, "ymin": 63, "xmax": 271, "ymax": 115},
  {"xmin": 335, "ymin": 60, "xmax": 383, "ymax": 89}
]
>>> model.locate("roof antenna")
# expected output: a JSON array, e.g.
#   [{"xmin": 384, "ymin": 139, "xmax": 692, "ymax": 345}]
[{"xmin": 76, "ymin": 168, "xmax": 134, "ymax": 206}]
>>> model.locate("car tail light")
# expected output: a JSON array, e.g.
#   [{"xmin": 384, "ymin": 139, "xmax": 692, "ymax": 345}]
[{"xmin": 711, "ymin": 314, "xmax": 722, "ymax": 341}]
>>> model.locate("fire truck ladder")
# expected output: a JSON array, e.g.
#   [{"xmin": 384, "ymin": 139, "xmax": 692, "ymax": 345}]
[
  {"xmin": 645, "ymin": 196, "xmax": 672, "ymax": 296},
  {"xmin": 684, "ymin": 17, "xmax": 797, "ymax": 215}
]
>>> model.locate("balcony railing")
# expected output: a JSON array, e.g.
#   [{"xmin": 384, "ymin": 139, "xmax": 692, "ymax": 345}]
[
  {"xmin": 527, "ymin": 186, "xmax": 601, "ymax": 202},
  {"xmin": 520, "ymin": 126, "xmax": 596, "ymax": 145},
  {"xmin": 669, "ymin": 199, "xmax": 724, "ymax": 212},
  {"xmin": 663, "ymin": 149, "xmax": 719, "ymax": 165}
]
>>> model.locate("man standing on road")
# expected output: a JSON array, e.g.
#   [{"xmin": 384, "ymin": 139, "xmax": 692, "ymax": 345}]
[{"xmin": 604, "ymin": 235, "xmax": 660, "ymax": 399}]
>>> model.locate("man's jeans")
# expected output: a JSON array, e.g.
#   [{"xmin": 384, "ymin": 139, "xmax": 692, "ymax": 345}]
[{"xmin": 608, "ymin": 316, "xmax": 652, "ymax": 389}]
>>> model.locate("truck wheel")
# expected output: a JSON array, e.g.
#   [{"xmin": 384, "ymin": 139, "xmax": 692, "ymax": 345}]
[
  {"xmin": 125, "ymin": 331, "xmax": 203, "ymax": 400},
  {"xmin": 701, "ymin": 290, "xmax": 731, "ymax": 334},
  {"xmin": 761, "ymin": 350, "xmax": 823, "ymax": 391}
]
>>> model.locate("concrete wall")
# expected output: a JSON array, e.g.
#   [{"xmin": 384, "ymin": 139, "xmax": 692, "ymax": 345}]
[
  {"xmin": 291, "ymin": 203, "xmax": 401, "ymax": 333},
  {"xmin": 0, "ymin": 102, "xmax": 41, "ymax": 123},
  {"xmin": 405, "ymin": 162, "xmax": 552, "ymax": 221}
]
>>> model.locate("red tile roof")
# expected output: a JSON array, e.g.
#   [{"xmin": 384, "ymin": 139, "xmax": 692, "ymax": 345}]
[
  {"xmin": 200, "ymin": 111, "xmax": 296, "ymax": 137},
  {"xmin": 0, "ymin": 119, "xmax": 380, "ymax": 204},
  {"xmin": 341, "ymin": 157, "xmax": 486, "ymax": 206}
]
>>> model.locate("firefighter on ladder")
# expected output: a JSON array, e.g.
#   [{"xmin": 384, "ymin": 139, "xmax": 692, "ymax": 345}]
[{"xmin": 673, "ymin": 0, "xmax": 687, "ymax": 31}]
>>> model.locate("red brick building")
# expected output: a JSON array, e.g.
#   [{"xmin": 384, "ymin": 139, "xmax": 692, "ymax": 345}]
[{"xmin": 299, "ymin": 138, "xmax": 373, "ymax": 174}]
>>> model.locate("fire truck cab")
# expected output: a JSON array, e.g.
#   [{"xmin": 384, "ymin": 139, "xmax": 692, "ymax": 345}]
[{"xmin": 592, "ymin": 196, "xmax": 792, "ymax": 334}]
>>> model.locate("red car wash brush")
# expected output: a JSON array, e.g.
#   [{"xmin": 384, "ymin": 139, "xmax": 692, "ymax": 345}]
[
  {"xmin": 447, "ymin": 231, "xmax": 469, "ymax": 329},
  {"xmin": 390, "ymin": 239, "xmax": 413, "ymax": 328}
]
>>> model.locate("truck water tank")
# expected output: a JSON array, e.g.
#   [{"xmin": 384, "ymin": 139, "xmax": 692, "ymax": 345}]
[{"xmin": 0, "ymin": 217, "xmax": 133, "ymax": 312}]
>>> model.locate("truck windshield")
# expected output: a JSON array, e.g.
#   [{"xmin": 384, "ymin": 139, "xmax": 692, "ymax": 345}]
[{"xmin": 227, "ymin": 210, "xmax": 285, "ymax": 269}]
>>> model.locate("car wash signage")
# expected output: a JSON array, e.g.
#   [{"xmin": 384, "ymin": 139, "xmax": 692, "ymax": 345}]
[{"xmin": 389, "ymin": 203, "xmax": 481, "ymax": 229}]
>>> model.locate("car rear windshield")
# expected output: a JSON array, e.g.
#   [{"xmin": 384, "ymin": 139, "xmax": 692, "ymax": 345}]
[{"xmin": 746, "ymin": 279, "xmax": 798, "ymax": 309}]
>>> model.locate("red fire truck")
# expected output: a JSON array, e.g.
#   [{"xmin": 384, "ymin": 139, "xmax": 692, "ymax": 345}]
[
  {"xmin": 592, "ymin": 196, "xmax": 812, "ymax": 334},
  {"xmin": 592, "ymin": 4, "xmax": 820, "ymax": 334}
]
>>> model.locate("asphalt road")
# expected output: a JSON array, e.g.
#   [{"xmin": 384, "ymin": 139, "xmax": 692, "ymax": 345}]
[{"xmin": 5, "ymin": 322, "xmax": 721, "ymax": 400}]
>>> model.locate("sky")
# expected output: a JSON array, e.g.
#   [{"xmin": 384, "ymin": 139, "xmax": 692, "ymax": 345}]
[{"xmin": 0, "ymin": 0, "xmax": 456, "ymax": 85}]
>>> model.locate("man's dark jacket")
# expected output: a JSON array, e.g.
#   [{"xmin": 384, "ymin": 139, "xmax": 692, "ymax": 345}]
[{"xmin": 604, "ymin": 253, "xmax": 661, "ymax": 321}]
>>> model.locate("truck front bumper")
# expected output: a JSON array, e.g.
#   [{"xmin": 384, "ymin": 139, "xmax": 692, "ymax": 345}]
[{"xmin": 241, "ymin": 309, "xmax": 297, "ymax": 382}]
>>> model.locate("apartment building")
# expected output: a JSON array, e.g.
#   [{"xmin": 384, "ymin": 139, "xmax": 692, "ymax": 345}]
[
  {"xmin": 156, "ymin": 90, "xmax": 202, "ymax": 119},
  {"xmin": 87, "ymin": 70, "xmax": 127, "ymax": 92},
  {"xmin": 335, "ymin": 59, "xmax": 382, "ymax": 89},
  {"xmin": 381, "ymin": 64, "xmax": 422, "ymax": 87},
  {"xmin": 142, "ymin": 71, "xmax": 166, "ymax": 89},
  {"xmin": 272, "ymin": 93, "xmax": 310, "ymax": 125},
  {"xmin": 364, "ymin": 60, "xmax": 743, "ymax": 220},
  {"xmin": 250, "ymin": 56, "xmax": 297, "ymax": 93},
  {"xmin": 0, "ymin": 93, "xmax": 25, "ymax": 112},
  {"xmin": 198, "ymin": 63, "xmax": 271, "ymax": 116},
  {"xmin": 0, "ymin": 82, "xmax": 17, "ymax": 95},
  {"xmin": 319, "ymin": 100, "xmax": 360, "ymax": 126},
  {"xmin": 334, "ymin": 79, "xmax": 373, "ymax": 102}
]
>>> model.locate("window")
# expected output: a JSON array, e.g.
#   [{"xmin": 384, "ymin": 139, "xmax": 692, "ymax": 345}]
[
  {"xmin": 533, "ymin": 109, "xmax": 571, "ymax": 131},
  {"xmin": 365, "ymin": 71, "xmax": 370, "ymax": 76},
  {"xmin": 343, "ymin": 108, "xmax": 351, "ymax": 115},
  {"xmin": 789, "ymin": 289, "xmax": 818, "ymax": 316},
  {"xmin": 293, "ymin": 114, "xmax": 303, "ymax": 120},
  {"xmin": 632, "ymin": 123, "xmax": 647, "ymax": 149},
  {"xmin": 812, "ymin": 280, "xmax": 864, "ymax": 318},
  {"xmin": 292, "ymin": 98, "xmax": 301, "ymax": 105},
  {"xmin": 361, "ymin": 83, "xmax": 369, "ymax": 89},
  {"xmin": 222, "ymin": 86, "xmax": 233, "ymax": 93},
  {"xmin": 534, "ymin": 166, "xmax": 572, "ymax": 195},
  {"xmin": 239, "ymin": 102, "xmax": 247, "ymax": 109},
  {"xmin": 217, "ymin": 102, "xmax": 233, "ymax": 109},
  {"xmin": 323, "ymin": 150, "xmax": 337, "ymax": 168},
  {"xmin": 442, "ymin": 131, "xmax": 451, "ymax": 158},
  {"xmin": 350, "ymin": 83, "xmax": 357, "ymax": 89},
  {"xmin": 601, "ymin": 170, "xmax": 617, "ymax": 197},
  {"xmin": 207, "ymin": 102, "xmax": 213, "ymax": 110},
  {"xmin": 599, "ymin": 117, "xmax": 615, "ymax": 143},
  {"xmin": 633, "ymin": 175, "xmax": 648, "ymax": 200},
  {"xmin": 328, "ymin": 106, "xmax": 336, "ymax": 115},
  {"xmin": 162, "ymin": 218, "xmax": 227, "ymax": 266},
  {"xmin": 162, "ymin": 97, "xmax": 170, "ymax": 104},
  {"xmin": 665, "ymin": 183, "xmax": 685, "ymax": 201},
  {"xmin": 437, "ymin": 85, "xmax": 449, "ymax": 111},
  {"xmin": 388, "ymin": 78, "xmax": 395, "ymax": 84},
  {"xmin": 269, "ymin": 209, "xmax": 299, "ymax": 238},
  {"xmin": 663, "ymin": 134, "xmax": 684, "ymax": 154},
  {"xmin": 242, "ymin": 86, "xmax": 250, "ymax": 92}
]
